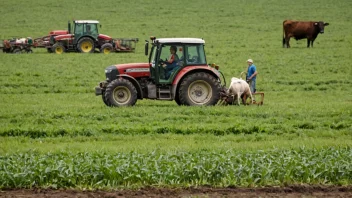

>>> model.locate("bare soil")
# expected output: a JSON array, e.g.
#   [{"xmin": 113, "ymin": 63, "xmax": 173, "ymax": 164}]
[{"xmin": 1, "ymin": 185, "xmax": 351, "ymax": 198}]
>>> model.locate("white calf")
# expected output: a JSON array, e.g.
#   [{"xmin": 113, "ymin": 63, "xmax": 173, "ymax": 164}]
[{"xmin": 227, "ymin": 77, "xmax": 253, "ymax": 105}]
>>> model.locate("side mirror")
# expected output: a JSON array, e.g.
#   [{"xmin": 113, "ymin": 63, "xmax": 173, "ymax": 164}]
[
  {"xmin": 145, "ymin": 40, "xmax": 149, "ymax": 56},
  {"xmin": 100, "ymin": 24, "xmax": 102, "ymax": 28}
]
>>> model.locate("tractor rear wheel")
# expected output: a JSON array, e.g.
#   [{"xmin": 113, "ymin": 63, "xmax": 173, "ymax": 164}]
[
  {"xmin": 179, "ymin": 72, "xmax": 221, "ymax": 106},
  {"xmin": 52, "ymin": 43, "xmax": 65, "ymax": 54},
  {"xmin": 104, "ymin": 78, "xmax": 138, "ymax": 107},
  {"xmin": 77, "ymin": 37, "xmax": 95, "ymax": 53},
  {"xmin": 100, "ymin": 43, "xmax": 113, "ymax": 54},
  {"xmin": 174, "ymin": 93, "xmax": 183, "ymax": 106}
]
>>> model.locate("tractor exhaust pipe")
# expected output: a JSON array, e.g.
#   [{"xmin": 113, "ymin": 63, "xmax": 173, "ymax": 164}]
[{"xmin": 68, "ymin": 21, "xmax": 71, "ymax": 34}]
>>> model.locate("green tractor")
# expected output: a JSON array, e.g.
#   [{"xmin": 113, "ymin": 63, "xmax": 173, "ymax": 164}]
[{"xmin": 50, "ymin": 20, "xmax": 138, "ymax": 54}]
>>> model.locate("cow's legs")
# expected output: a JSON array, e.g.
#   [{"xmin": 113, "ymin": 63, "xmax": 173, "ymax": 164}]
[
  {"xmin": 242, "ymin": 94, "xmax": 247, "ymax": 105},
  {"xmin": 285, "ymin": 37, "xmax": 291, "ymax": 48},
  {"xmin": 236, "ymin": 94, "xmax": 240, "ymax": 106},
  {"xmin": 307, "ymin": 39, "xmax": 311, "ymax": 48}
]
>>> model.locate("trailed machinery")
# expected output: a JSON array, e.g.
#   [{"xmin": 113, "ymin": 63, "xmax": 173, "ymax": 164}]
[{"xmin": 1, "ymin": 37, "xmax": 34, "ymax": 53}]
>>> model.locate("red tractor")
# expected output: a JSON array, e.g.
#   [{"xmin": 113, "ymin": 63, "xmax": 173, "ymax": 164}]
[
  {"xmin": 95, "ymin": 37, "xmax": 226, "ymax": 106},
  {"xmin": 35, "ymin": 20, "xmax": 138, "ymax": 54}
]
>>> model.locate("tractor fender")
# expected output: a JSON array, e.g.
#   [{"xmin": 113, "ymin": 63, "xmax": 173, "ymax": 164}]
[
  {"xmin": 117, "ymin": 74, "xmax": 143, "ymax": 99},
  {"xmin": 171, "ymin": 66, "xmax": 221, "ymax": 100},
  {"xmin": 77, "ymin": 35, "xmax": 97, "ymax": 42}
]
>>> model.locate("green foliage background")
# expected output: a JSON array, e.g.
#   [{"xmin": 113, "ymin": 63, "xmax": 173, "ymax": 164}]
[{"xmin": 0, "ymin": 0, "xmax": 351, "ymax": 189}]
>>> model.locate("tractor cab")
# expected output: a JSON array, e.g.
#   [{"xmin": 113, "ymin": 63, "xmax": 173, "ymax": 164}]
[
  {"xmin": 71, "ymin": 20, "xmax": 99, "ymax": 43},
  {"xmin": 146, "ymin": 37, "xmax": 207, "ymax": 84}
]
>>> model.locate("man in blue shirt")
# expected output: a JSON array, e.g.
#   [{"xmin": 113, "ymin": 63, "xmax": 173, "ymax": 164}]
[{"xmin": 246, "ymin": 59, "xmax": 258, "ymax": 97}]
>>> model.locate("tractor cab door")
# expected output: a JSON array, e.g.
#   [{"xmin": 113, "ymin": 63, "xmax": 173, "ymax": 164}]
[
  {"xmin": 152, "ymin": 44, "xmax": 184, "ymax": 84},
  {"xmin": 74, "ymin": 23, "xmax": 84, "ymax": 43},
  {"xmin": 149, "ymin": 45, "xmax": 157, "ymax": 81}
]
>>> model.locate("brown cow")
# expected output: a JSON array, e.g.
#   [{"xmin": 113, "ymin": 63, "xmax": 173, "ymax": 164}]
[{"xmin": 283, "ymin": 20, "xmax": 329, "ymax": 48}]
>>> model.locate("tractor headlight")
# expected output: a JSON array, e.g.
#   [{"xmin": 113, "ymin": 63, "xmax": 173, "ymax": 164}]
[{"xmin": 104, "ymin": 65, "xmax": 118, "ymax": 82}]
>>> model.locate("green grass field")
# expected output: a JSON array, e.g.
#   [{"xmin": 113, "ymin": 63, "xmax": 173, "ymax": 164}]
[{"xmin": 0, "ymin": 0, "xmax": 351, "ymax": 189}]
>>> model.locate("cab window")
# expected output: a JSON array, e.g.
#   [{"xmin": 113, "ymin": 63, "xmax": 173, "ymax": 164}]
[
  {"xmin": 90, "ymin": 24, "xmax": 98, "ymax": 34},
  {"xmin": 159, "ymin": 45, "xmax": 183, "ymax": 63},
  {"xmin": 185, "ymin": 45, "xmax": 206, "ymax": 65},
  {"xmin": 75, "ymin": 23, "xmax": 83, "ymax": 34}
]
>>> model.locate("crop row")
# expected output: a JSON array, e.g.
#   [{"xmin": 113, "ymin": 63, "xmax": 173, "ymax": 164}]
[
  {"xmin": 0, "ymin": 121, "xmax": 350, "ymax": 139},
  {"xmin": 0, "ymin": 147, "xmax": 351, "ymax": 189}
]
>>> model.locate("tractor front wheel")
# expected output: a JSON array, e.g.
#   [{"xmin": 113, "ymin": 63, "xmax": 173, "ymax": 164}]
[
  {"xmin": 104, "ymin": 78, "xmax": 138, "ymax": 107},
  {"xmin": 77, "ymin": 37, "xmax": 95, "ymax": 53},
  {"xmin": 179, "ymin": 72, "xmax": 221, "ymax": 106},
  {"xmin": 101, "ymin": 90, "xmax": 111, "ymax": 106},
  {"xmin": 100, "ymin": 43, "xmax": 113, "ymax": 54},
  {"xmin": 52, "ymin": 43, "xmax": 65, "ymax": 54}
]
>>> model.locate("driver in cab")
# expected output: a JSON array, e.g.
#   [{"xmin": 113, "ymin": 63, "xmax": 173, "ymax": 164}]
[{"xmin": 162, "ymin": 45, "xmax": 179, "ymax": 79}]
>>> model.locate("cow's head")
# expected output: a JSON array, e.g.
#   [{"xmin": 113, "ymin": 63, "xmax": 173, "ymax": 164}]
[{"xmin": 315, "ymin": 21, "xmax": 329, "ymax": 33}]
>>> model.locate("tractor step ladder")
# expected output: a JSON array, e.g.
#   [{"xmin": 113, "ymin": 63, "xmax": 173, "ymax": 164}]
[{"xmin": 158, "ymin": 87, "xmax": 172, "ymax": 100}]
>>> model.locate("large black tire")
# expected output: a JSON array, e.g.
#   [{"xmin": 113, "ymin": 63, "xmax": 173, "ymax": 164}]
[
  {"xmin": 104, "ymin": 78, "xmax": 138, "ymax": 107},
  {"xmin": 77, "ymin": 37, "xmax": 95, "ymax": 53},
  {"xmin": 52, "ymin": 43, "xmax": 65, "ymax": 54},
  {"xmin": 174, "ymin": 94, "xmax": 182, "ymax": 106},
  {"xmin": 13, "ymin": 48, "xmax": 21, "ymax": 54},
  {"xmin": 101, "ymin": 90, "xmax": 111, "ymax": 106},
  {"xmin": 100, "ymin": 43, "xmax": 113, "ymax": 54},
  {"xmin": 179, "ymin": 72, "xmax": 221, "ymax": 106}
]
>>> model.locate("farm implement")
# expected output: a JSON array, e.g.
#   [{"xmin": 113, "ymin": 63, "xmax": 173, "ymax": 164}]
[
  {"xmin": 220, "ymin": 88, "xmax": 265, "ymax": 106},
  {"xmin": 1, "ymin": 37, "xmax": 34, "ymax": 53},
  {"xmin": 1, "ymin": 20, "xmax": 138, "ymax": 54},
  {"xmin": 95, "ymin": 36, "xmax": 264, "ymax": 107}
]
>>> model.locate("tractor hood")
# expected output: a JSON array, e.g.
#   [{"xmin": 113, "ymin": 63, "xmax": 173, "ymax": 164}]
[
  {"xmin": 98, "ymin": 34, "xmax": 111, "ymax": 41},
  {"xmin": 116, "ymin": 63, "xmax": 150, "ymax": 76},
  {"xmin": 115, "ymin": 63, "xmax": 150, "ymax": 70},
  {"xmin": 105, "ymin": 63, "xmax": 150, "ymax": 80},
  {"xmin": 54, "ymin": 34, "xmax": 74, "ymax": 41},
  {"xmin": 49, "ymin": 30, "xmax": 69, "ymax": 35}
]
